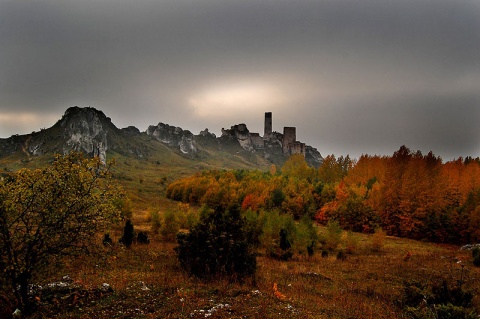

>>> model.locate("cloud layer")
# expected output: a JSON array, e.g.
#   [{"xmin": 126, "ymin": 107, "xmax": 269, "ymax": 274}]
[{"xmin": 1, "ymin": 0, "xmax": 479, "ymax": 160}]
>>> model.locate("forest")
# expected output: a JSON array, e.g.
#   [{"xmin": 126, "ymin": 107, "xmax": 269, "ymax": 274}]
[{"xmin": 167, "ymin": 145, "xmax": 480, "ymax": 244}]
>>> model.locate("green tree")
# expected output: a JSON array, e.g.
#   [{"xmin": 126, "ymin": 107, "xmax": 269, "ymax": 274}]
[
  {"xmin": 0, "ymin": 153, "xmax": 123, "ymax": 314},
  {"xmin": 176, "ymin": 205, "xmax": 256, "ymax": 280}
]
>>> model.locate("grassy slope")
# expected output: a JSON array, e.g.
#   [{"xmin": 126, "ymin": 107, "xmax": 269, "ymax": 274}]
[{"xmin": 2, "ymin": 137, "xmax": 479, "ymax": 318}]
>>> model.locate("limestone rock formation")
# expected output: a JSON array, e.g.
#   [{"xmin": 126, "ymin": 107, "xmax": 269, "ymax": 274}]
[
  {"xmin": 221, "ymin": 124, "xmax": 254, "ymax": 152},
  {"xmin": 59, "ymin": 107, "xmax": 113, "ymax": 164},
  {"xmin": 146, "ymin": 123, "xmax": 197, "ymax": 156}
]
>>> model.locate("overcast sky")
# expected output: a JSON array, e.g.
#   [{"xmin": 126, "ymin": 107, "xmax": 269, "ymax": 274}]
[{"xmin": 1, "ymin": 0, "xmax": 479, "ymax": 160}]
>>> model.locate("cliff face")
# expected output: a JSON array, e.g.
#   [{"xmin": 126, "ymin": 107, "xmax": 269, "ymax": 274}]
[
  {"xmin": 0, "ymin": 107, "xmax": 119, "ymax": 163},
  {"xmin": 221, "ymin": 124, "xmax": 254, "ymax": 152},
  {"xmin": 59, "ymin": 107, "xmax": 113, "ymax": 163},
  {"xmin": 146, "ymin": 123, "xmax": 197, "ymax": 156}
]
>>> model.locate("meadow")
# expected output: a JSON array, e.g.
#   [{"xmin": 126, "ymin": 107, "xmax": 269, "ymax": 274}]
[{"xmin": 22, "ymin": 219, "xmax": 479, "ymax": 319}]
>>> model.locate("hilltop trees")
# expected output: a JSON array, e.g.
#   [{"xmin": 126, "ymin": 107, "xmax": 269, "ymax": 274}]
[{"xmin": 0, "ymin": 153, "xmax": 124, "ymax": 314}]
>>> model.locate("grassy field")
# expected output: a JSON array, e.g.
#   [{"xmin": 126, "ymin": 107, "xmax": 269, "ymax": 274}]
[
  {"xmin": 21, "ymin": 223, "xmax": 479, "ymax": 319},
  {"xmin": 2, "ymin": 151, "xmax": 479, "ymax": 318}
]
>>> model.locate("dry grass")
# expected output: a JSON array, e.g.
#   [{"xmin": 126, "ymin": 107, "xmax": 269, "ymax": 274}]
[{"xmin": 26, "ymin": 228, "xmax": 479, "ymax": 319}]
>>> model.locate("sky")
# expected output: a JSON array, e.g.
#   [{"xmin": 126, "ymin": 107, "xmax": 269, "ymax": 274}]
[{"xmin": 1, "ymin": 0, "xmax": 479, "ymax": 161}]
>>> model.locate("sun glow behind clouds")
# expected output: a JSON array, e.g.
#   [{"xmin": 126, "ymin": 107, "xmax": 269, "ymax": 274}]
[
  {"xmin": 188, "ymin": 82, "xmax": 284, "ymax": 118},
  {"xmin": 0, "ymin": 112, "xmax": 59, "ymax": 137}
]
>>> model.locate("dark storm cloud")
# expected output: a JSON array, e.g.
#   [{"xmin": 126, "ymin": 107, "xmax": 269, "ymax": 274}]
[{"xmin": 0, "ymin": 0, "xmax": 479, "ymax": 160}]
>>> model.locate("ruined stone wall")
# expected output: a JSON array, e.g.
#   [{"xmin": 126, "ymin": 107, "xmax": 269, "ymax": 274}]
[
  {"xmin": 250, "ymin": 133, "xmax": 264, "ymax": 149},
  {"xmin": 289, "ymin": 141, "xmax": 306, "ymax": 155}
]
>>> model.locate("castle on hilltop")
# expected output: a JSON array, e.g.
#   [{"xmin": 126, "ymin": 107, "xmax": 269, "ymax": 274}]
[{"xmin": 221, "ymin": 112, "xmax": 306, "ymax": 156}]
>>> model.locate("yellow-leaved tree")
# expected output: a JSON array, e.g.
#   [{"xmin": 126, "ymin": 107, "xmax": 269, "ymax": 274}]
[{"xmin": 0, "ymin": 153, "xmax": 124, "ymax": 314}]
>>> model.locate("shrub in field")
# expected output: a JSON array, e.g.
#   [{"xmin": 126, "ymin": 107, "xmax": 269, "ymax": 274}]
[
  {"xmin": 344, "ymin": 231, "xmax": 359, "ymax": 254},
  {"xmin": 325, "ymin": 220, "xmax": 343, "ymax": 251},
  {"xmin": 336, "ymin": 250, "xmax": 347, "ymax": 261},
  {"xmin": 370, "ymin": 227, "xmax": 386, "ymax": 252},
  {"xmin": 261, "ymin": 211, "xmax": 296, "ymax": 260},
  {"xmin": 472, "ymin": 247, "xmax": 480, "ymax": 266},
  {"xmin": 175, "ymin": 204, "xmax": 256, "ymax": 280},
  {"xmin": 161, "ymin": 210, "xmax": 180, "ymax": 242},
  {"xmin": 150, "ymin": 211, "xmax": 161, "ymax": 234},
  {"xmin": 103, "ymin": 233, "xmax": 113, "ymax": 247},
  {"xmin": 137, "ymin": 232, "xmax": 150, "ymax": 244},
  {"xmin": 243, "ymin": 209, "xmax": 265, "ymax": 247},
  {"xmin": 120, "ymin": 219, "xmax": 135, "ymax": 248},
  {"xmin": 294, "ymin": 215, "xmax": 319, "ymax": 256},
  {"xmin": 402, "ymin": 279, "xmax": 476, "ymax": 319}
]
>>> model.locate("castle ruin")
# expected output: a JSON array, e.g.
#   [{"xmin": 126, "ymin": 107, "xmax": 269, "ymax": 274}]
[{"xmin": 221, "ymin": 112, "xmax": 307, "ymax": 156}]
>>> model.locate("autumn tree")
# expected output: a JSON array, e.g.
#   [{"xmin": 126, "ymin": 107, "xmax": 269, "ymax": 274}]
[
  {"xmin": 281, "ymin": 154, "xmax": 315, "ymax": 180},
  {"xmin": 0, "ymin": 153, "xmax": 123, "ymax": 314}
]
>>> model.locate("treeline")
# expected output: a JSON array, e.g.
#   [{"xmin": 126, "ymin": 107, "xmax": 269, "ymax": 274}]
[{"xmin": 166, "ymin": 146, "xmax": 480, "ymax": 244}]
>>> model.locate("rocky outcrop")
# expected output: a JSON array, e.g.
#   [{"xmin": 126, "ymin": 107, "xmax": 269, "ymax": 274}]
[
  {"xmin": 220, "ymin": 124, "xmax": 323, "ymax": 167},
  {"xmin": 59, "ymin": 107, "xmax": 113, "ymax": 164},
  {"xmin": 221, "ymin": 124, "xmax": 254, "ymax": 152},
  {"xmin": 0, "ymin": 106, "xmax": 323, "ymax": 168},
  {"xmin": 305, "ymin": 146, "xmax": 323, "ymax": 167},
  {"xmin": 146, "ymin": 123, "xmax": 197, "ymax": 156}
]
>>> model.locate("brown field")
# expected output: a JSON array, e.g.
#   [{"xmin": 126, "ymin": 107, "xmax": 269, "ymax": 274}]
[{"xmin": 27, "ymin": 224, "xmax": 478, "ymax": 319}]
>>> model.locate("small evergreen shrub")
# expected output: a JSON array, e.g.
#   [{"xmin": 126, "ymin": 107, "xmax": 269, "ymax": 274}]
[
  {"xmin": 472, "ymin": 247, "xmax": 480, "ymax": 266},
  {"xmin": 336, "ymin": 250, "xmax": 346, "ymax": 261},
  {"xmin": 120, "ymin": 219, "xmax": 135, "ymax": 248},
  {"xmin": 102, "ymin": 233, "xmax": 113, "ymax": 247},
  {"xmin": 175, "ymin": 205, "xmax": 256, "ymax": 281},
  {"xmin": 137, "ymin": 232, "xmax": 150, "ymax": 244}
]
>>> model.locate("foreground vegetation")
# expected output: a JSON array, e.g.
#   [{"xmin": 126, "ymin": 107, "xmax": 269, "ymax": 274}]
[
  {"xmin": 1, "ymin": 228, "xmax": 478, "ymax": 318},
  {"xmin": 2, "ymin": 147, "xmax": 480, "ymax": 318}
]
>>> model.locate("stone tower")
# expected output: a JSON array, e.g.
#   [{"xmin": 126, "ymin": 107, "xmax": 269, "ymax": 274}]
[
  {"xmin": 282, "ymin": 127, "xmax": 296, "ymax": 154},
  {"xmin": 264, "ymin": 112, "xmax": 272, "ymax": 137}
]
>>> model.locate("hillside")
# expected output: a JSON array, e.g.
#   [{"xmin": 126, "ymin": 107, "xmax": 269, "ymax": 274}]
[{"xmin": 0, "ymin": 106, "xmax": 322, "ymax": 209}]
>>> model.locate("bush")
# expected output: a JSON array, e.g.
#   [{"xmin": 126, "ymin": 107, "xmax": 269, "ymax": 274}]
[
  {"xmin": 150, "ymin": 211, "xmax": 161, "ymax": 234},
  {"xmin": 325, "ymin": 220, "xmax": 343, "ymax": 251},
  {"xmin": 370, "ymin": 227, "xmax": 386, "ymax": 252},
  {"xmin": 161, "ymin": 210, "xmax": 180, "ymax": 242},
  {"xmin": 344, "ymin": 231, "xmax": 359, "ymax": 254},
  {"xmin": 294, "ymin": 216, "xmax": 319, "ymax": 257},
  {"xmin": 261, "ymin": 211, "xmax": 295, "ymax": 260},
  {"xmin": 402, "ymin": 279, "xmax": 477, "ymax": 319},
  {"xmin": 175, "ymin": 205, "xmax": 256, "ymax": 280},
  {"xmin": 336, "ymin": 250, "xmax": 347, "ymax": 261},
  {"xmin": 472, "ymin": 247, "xmax": 480, "ymax": 266},
  {"xmin": 137, "ymin": 232, "xmax": 150, "ymax": 244},
  {"xmin": 120, "ymin": 219, "xmax": 135, "ymax": 248},
  {"xmin": 102, "ymin": 233, "xmax": 113, "ymax": 247}
]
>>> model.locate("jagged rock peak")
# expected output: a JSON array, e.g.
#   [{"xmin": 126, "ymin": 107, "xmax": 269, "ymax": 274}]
[
  {"xmin": 121, "ymin": 126, "xmax": 141, "ymax": 135},
  {"xmin": 60, "ymin": 106, "xmax": 112, "ymax": 125},
  {"xmin": 59, "ymin": 106, "xmax": 116, "ymax": 164},
  {"xmin": 199, "ymin": 128, "xmax": 216, "ymax": 139},
  {"xmin": 146, "ymin": 123, "xmax": 197, "ymax": 156}
]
